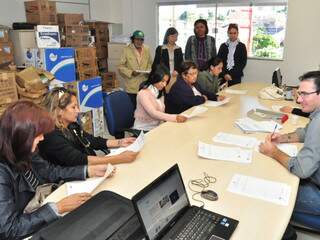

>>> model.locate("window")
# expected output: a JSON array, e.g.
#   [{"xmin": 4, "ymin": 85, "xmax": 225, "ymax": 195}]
[{"xmin": 158, "ymin": 2, "xmax": 287, "ymax": 60}]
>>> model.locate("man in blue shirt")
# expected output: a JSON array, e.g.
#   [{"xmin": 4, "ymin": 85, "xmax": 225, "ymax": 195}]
[{"xmin": 259, "ymin": 71, "xmax": 320, "ymax": 238}]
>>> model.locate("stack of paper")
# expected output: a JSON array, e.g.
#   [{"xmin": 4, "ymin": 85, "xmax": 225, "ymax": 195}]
[
  {"xmin": 182, "ymin": 106, "xmax": 208, "ymax": 119},
  {"xmin": 198, "ymin": 141, "xmax": 252, "ymax": 164},
  {"xmin": 213, "ymin": 132, "xmax": 258, "ymax": 148},
  {"xmin": 66, "ymin": 163, "xmax": 115, "ymax": 195},
  {"xmin": 225, "ymin": 89, "xmax": 248, "ymax": 95},
  {"xmin": 235, "ymin": 117, "xmax": 282, "ymax": 133},
  {"xmin": 254, "ymin": 141, "xmax": 298, "ymax": 157},
  {"xmin": 108, "ymin": 131, "xmax": 145, "ymax": 156},
  {"xmin": 205, "ymin": 97, "xmax": 231, "ymax": 107},
  {"xmin": 227, "ymin": 174, "xmax": 291, "ymax": 206}
]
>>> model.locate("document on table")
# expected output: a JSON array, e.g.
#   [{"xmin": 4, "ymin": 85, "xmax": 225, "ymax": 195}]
[
  {"xmin": 235, "ymin": 117, "xmax": 282, "ymax": 133},
  {"xmin": 225, "ymin": 89, "xmax": 248, "ymax": 95},
  {"xmin": 108, "ymin": 131, "xmax": 145, "ymax": 156},
  {"xmin": 183, "ymin": 106, "xmax": 208, "ymax": 118},
  {"xmin": 205, "ymin": 97, "xmax": 231, "ymax": 107},
  {"xmin": 66, "ymin": 164, "xmax": 115, "ymax": 195},
  {"xmin": 227, "ymin": 174, "xmax": 291, "ymax": 206},
  {"xmin": 255, "ymin": 141, "xmax": 298, "ymax": 157},
  {"xmin": 198, "ymin": 141, "xmax": 252, "ymax": 164},
  {"xmin": 213, "ymin": 132, "xmax": 258, "ymax": 149}
]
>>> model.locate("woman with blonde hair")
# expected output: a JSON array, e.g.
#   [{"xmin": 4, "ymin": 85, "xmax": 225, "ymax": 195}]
[{"xmin": 39, "ymin": 87, "xmax": 138, "ymax": 167}]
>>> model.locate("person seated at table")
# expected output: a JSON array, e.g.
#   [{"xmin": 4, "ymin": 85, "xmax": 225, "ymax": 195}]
[
  {"xmin": 38, "ymin": 87, "xmax": 138, "ymax": 167},
  {"xmin": 259, "ymin": 71, "xmax": 320, "ymax": 238},
  {"xmin": 134, "ymin": 64, "xmax": 187, "ymax": 131},
  {"xmin": 165, "ymin": 61, "xmax": 226, "ymax": 114},
  {"xmin": 197, "ymin": 57, "xmax": 224, "ymax": 95},
  {"xmin": 0, "ymin": 101, "xmax": 110, "ymax": 239}
]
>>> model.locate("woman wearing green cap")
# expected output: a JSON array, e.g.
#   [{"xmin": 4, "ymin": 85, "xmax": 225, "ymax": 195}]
[{"xmin": 118, "ymin": 30, "xmax": 153, "ymax": 109}]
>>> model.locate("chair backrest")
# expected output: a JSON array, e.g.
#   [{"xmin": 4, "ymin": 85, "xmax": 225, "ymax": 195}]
[{"xmin": 103, "ymin": 91, "xmax": 135, "ymax": 138}]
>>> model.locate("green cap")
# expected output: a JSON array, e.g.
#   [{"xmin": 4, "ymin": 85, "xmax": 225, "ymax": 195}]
[{"xmin": 132, "ymin": 30, "xmax": 144, "ymax": 39}]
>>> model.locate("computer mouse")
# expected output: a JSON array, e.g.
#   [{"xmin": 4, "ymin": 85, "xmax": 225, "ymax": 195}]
[{"xmin": 201, "ymin": 190, "xmax": 218, "ymax": 201}]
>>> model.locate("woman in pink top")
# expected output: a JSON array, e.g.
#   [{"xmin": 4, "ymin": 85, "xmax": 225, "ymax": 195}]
[{"xmin": 134, "ymin": 65, "xmax": 187, "ymax": 131}]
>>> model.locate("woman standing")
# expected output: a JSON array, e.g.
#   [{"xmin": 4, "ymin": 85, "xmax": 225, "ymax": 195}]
[
  {"xmin": 185, "ymin": 19, "xmax": 216, "ymax": 71},
  {"xmin": 39, "ymin": 87, "xmax": 138, "ymax": 167},
  {"xmin": 134, "ymin": 65, "xmax": 187, "ymax": 131},
  {"xmin": 218, "ymin": 23, "xmax": 247, "ymax": 86},
  {"xmin": 152, "ymin": 27, "xmax": 183, "ymax": 78},
  {"xmin": 0, "ymin": 101, "xmax": 108, "ymax": 239}
]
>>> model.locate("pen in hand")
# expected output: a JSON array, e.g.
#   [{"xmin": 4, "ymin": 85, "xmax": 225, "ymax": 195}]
[{"xmin": 271, "ymin": 124, "xmax": 278, "ymax": 139}]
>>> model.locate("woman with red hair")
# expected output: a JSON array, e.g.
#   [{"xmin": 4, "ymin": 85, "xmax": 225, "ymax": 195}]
[{"xmin": 0, "ymin": 101, "xmax": 109, "ymax": 239}]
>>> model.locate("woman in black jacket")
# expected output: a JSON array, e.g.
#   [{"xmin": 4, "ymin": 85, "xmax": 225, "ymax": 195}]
[
  {"xmin": 218, "ymin": 23, "xmax": 247, "ymax": 86},
  {"xmin": 39, "ymin": 87, "xmax": 138, "ymax": 167},
  {"xmin": 165, "ymin": 61, "xmax": 225, "ymax": 114},
  {"xmin": 0, "ymin": 101, "xmax": 108, "ymax": 239}
]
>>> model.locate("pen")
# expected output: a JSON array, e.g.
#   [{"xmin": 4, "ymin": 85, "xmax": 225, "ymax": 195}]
[{"xmin": 271, "ymin": 124, "xmax": 277, "ymax": 138}]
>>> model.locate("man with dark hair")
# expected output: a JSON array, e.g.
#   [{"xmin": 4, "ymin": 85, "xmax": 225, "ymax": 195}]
[{"xmin": 259, "ymin": 71, "xmax": 320, "ymax": 238}]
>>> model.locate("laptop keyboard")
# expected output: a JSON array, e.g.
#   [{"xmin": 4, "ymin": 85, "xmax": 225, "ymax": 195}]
[{"xmin": 173, "ymin": 208, "xmax": 222, "ymax": 240}]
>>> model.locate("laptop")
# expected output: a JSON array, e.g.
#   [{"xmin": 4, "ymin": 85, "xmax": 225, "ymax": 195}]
[{"xmin": 132, "ymin": 164, "xmax": 239, "ymax": 240}]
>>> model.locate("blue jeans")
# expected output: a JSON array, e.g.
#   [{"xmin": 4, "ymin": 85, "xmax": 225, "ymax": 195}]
[{"xmin": 293, "ymin": 180, "xmax": 320, "ymax": 215}]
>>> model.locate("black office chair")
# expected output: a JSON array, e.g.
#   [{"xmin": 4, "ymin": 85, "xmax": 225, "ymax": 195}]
[
  {"xmin": 103, "ymin": 91, "xmax": 141, "ymax": 139},
  {"xmin": 291, "ymin": 213, "xmax": 320, "ymax": 234}
]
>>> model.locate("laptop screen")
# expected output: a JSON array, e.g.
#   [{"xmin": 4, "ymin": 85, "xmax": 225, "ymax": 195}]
[{"xmin": 133, "ymin": 165, "xmax": 189, "ymax": 240}]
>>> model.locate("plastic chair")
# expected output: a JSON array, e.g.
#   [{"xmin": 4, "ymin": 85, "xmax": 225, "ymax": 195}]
[
  {"xmin": 291, "ymin": 212, "xmax": 320, "ymax": 234},
  {"xmin": 103, "ymin": 91, "xmax": 140, "ymax": 139}
]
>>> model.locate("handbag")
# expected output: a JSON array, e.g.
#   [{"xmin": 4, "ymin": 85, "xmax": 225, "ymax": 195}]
[{"xmin": 24, "ymin": 183, "xmax": 60, "ymax": 213}]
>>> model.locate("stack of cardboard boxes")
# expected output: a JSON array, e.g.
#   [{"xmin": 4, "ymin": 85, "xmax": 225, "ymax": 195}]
[
  {"xmin": 0, "ymin": 71, "xmax": 18, "ymax": 115},
  {"xmin": 24, "ymin": 0, "xmax": 57, "ymax": 25},
  {"xmin": 58, "ymin": 14, "xmax": 90, "ymax": 47},
  {"xmin": 86, "ymin": 21, "xmax": 109, "ymax": 73},
  {"xmin": 15, "ymin": 67, "xmax": 54, "ymax": 104},
  {"xmin": 75, "ymin": 47, "xmax": 99, "ymax": 80},
  {"xmin": 0, "ymin": 26, "xmax": 14, "ymax": 66}
]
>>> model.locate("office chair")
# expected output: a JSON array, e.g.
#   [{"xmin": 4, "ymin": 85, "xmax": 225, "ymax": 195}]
[
  {"xmin": 103, "ymin": 91, "xmax": 140, "ymax": 139},
  {"xmin": 291, "ymin": 213, "xmax": 320, "ymax": 234}
]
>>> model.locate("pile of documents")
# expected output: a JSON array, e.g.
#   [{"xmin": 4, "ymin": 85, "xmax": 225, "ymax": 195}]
[{"xmin": 235, "ymin": 117, "xmax": 281, "ymax": 133}]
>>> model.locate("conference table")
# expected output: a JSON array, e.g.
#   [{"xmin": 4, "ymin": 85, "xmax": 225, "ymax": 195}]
[{"xmin": 45, "ymin": 82, "xmax": 308, "ymax": 240}]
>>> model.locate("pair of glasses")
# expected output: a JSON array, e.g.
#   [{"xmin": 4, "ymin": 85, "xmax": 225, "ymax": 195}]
[{"xmin": 296, "ymin": 91, "xmax": 319, "ymax": 98}]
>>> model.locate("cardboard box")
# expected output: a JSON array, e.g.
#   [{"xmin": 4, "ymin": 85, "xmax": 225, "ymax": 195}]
[
  {"xmin": 58, "ymin": 13, "xmax": 84, "ymax": 25},
  {"xmin": 63, "ymin": 35, "xmax": 90, "ymax": 47},
  {"xmin": 0, "ymin": 71, "xmax": 18, "ymax": 105},
  {"xmin": 75, "ymin": 47, "xmax": 96, "ymax": 60},
  {"xmin": 101, "ymin": 72, "xmax": 119, "ymax": 91},
  {"xmin": 36, "ymin": 25, "xmax": 60, "ymax": 48},
  {"xmin": 107, "ymin": 42, "xmax": 126, "ymax": 59},
  {"xmin": 96, "ymin": 45, "xmax": 108, "ymax": 58},
  {"xmin": 78, "ymin": 68, "xmax": 99, "ymax": 80},
  {"xmin": 79, "ymin": 110, "xmax": 93, "ymax": 134},
  {"xmin": 62, "ymin": 25, "xmax": 89, "ymax": 35},
  {"xmin": 97, "ymin": 58, "xmax": 107, "ymax": 70},
  {"xmin": 0, "ymin": 28, "xmax": 9, "ymax": 42},
  {"xmin": 40, "ymin": 48, "xmax": 76, "ymax": 83},
  {"xmin": 76, "ymin": 59, "xmax": 98, "ymax": 71},
  {"xmin": 16, "ymin": 67, "xmax": 53, "ymax": 92},
  {"xmin": 25, "ymin": 0, "xmax": 57, "ymax": 25},
  {"xmin": 0, "ymin": 42, "xmax": 14, "ymax": 64}
]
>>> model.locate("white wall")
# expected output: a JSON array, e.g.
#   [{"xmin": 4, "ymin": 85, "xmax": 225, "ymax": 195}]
[
  {"xmin": 95, "ymin": 0, "xmax": 320, "ymax": 86},
  {"xmin": 90, "ymin": 0, "xmax": 122, "ymax": 23}
]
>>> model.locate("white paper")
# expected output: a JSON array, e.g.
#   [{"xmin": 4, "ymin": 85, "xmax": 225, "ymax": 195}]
[
  {"xmin": 108, "ymin": 131, "xmax": 145, "ymax": 156},
  {"xmin": 66, "ymin": 164, "xmax": 114, "ymax": 195},
  {"xmin": 235, "ymin": 117, "xmax": 282, "ymax": 133},
  {"xmin": 255, "ymin": 141, "xmax": 298, "ymax": 157},
  {"xmin": 135, "ymin": 69, "xmax": 151, "ymax": 74},
  {"xmin": 213, "ymin": 132, "xmax": 258, "ymax": 149},
  {"xmin": 225, "ymin": 89, "xmax": 248, "ymax": 95},
  {"xmin": 182, "ymin": 106, "xmax": 208, "ymax": 118},
  {"xmin": 272, "ymin": 105, "xmax": 283, "ymax": 112},
  {"xmin": 198, "ymin": 141, "xmax": 252, "ymax": 164},
  {"xmin": 227, "ymin": 174, "xmax": 291, "ymax": 206},
  {"xmin": 205, "ymin": 97, "xmax": 231, "ymax": 107}
]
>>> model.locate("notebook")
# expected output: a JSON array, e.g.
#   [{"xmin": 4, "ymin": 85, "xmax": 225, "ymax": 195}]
[{"xmin": 132, "ymin": 164, "xmax": 239, "ymax": 240}]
